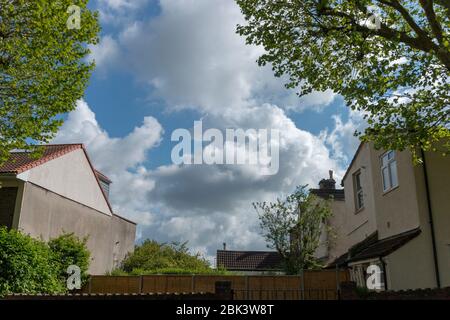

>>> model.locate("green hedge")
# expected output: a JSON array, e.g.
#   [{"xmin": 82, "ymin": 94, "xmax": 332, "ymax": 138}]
[
  {"xmin": 0, "ymin": 227, "xmax": 90, "ymax": 296},
  {"xmin": 114, "ymin": 240, "xmax": 231, "ymax": 275}
]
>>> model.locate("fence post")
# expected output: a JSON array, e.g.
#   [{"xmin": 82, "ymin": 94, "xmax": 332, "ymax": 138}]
[
  {"xmin": 335, "ymin": 266, "xmax": 341, "ymax": 300},
  {"xmin": 215, "ymin": 281, "xmax": 233, "ymax": 300},
  {"xmin": 88, "ymin": 277, "xmax": 92, "ymax": 294},
  {"xmin": 300, "ymin": 269, "xmax": 305, "ymax": 300},
  {"xmin": 139, "ymin": 275, "xmax": 143, "ymax": 294},
  {"xmin": 246, "ymin": 276, "xmax": 249, "ymax": 300},
  {"xmin": 192, "ymin": 275, "xmax": 196, "ymax": 292}
]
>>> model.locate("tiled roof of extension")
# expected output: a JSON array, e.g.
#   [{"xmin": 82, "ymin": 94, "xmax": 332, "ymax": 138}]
[
  {"xmin": 0, "ymin": 144, "xmax": 83, "ymax": 174},
  {"xmin": 346, "ymin": 228, "xmax": 421, "ymax": 263},
  {"xmin": 327, "ymin": 228, "xmax": 421, "ymax": 267},
  {"xmin": 216, "ymin": 250, "xmax": 283, "ymax": 271}
]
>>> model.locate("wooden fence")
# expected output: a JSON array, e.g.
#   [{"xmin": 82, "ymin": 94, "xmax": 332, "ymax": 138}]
[{"xmin": 82, "ymin": 269, "xmax": 349, "ymax": 300}]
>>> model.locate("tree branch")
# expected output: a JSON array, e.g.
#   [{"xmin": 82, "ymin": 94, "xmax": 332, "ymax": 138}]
[
  {"xmin": 419, "ymin": 0, "xmax": 445, "ymax": 44},
  {"xmin": 376, "ymin": 0, "xmax": 431, "ymax": 41}
]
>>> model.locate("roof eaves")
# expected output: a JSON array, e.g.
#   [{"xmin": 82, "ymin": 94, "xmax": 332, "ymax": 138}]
[
  {"xmin": 341, "ymin": 142, "xmax": 365, "ymax": 185},
  {"xmin": 79, "ymin": 145, "xmax": 114, "ymax": 215}
]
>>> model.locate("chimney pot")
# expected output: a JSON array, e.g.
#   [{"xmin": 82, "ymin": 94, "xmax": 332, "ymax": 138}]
[{"xmin": 223, "ymin": 243, "xmax": 226, "ymax": 251}]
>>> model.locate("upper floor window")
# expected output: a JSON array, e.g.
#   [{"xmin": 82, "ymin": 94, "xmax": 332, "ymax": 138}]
[
  {"xmin": 353, "ymin": 171, "xmax": 364, "ymax": 210},
  {"xmin": 381, "ymin": 151, "xmax": 398, "ymax": 192}
]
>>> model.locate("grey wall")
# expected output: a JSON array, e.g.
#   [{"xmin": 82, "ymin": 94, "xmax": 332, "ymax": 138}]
[{"xmin": 17, "ymin": 182, "xmax": 136, "ymax": 275}]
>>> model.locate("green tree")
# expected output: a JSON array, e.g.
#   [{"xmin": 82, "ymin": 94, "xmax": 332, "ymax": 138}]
[
  {"xmin": 0, "ymin": 0, "xmax": 99, "ymax": 165},
  {"xmin": 236, "ymin": 0, "xmax": 450, "ymax": 157},
  {"xmin": 0, "ymin": 227, "xmax": 65, "ymax": 296},
  {"xmin": 253, "ymin": 186, "xmax": 332, "ymax": 274},
  {"xmin": 118, "ymin": 240, "xmax": 215, "ymax": 275},
  {"xmin": 49, "ymin": 233, "xmax": 90, "ymax": 286}
]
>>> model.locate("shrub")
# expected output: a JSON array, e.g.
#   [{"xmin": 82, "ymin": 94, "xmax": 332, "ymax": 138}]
[
  {"xmin": 0, "ymin": 227, "xmax": 65, "ymax": 296},
  {"xmin": 117, "ymin": 240, "xmax": 221, "ymax": 275},
  {"xmin": 48, "ymin": 233, "xmax": 90, "ymax": 285}
]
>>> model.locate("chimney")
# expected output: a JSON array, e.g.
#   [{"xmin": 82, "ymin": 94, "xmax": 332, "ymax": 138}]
[
  {"xmin": 319, "ymin": 170, "xmax": 336, "ymax": 189},
  {"xmin": 223, "ymin": 243, "xmax": 227, "ymax": 251}
]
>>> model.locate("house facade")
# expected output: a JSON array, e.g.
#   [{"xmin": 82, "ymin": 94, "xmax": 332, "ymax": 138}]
[
  {"xmin": 321, "ymin": 142, "xmax": 450, "ymax": 291},
  {"xmin": 0, "ymin": 144, "xmax": 136, "ymax": 275}
]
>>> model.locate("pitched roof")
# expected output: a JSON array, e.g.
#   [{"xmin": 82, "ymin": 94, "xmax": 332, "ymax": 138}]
[
  {"xmin": 326, "ymin": 228, "xmax": 421, "ymax": 267},
  {"xmin": 341, "ymin": 142, "xmax": 365, "ymax": 185},
  {"xmin": 310, "ymin": 188, "xmax": 345, "ymax": 201},
  {"xmin": 0, "ymin": 144, "xmax": 83, "ymax": 174},
  {"xmin": 326, "ymin": 232, "xmax": 378, "ymax": 268},
  {"xmin": 0, "ymin": 144, "xmax": 115, "ymax": 215},
  {"xmin": 347, "ymin": 228, "xmax": 421, "ymax": 263},
  {"xmin": 216, "ymin": 250, "xmax": 283, "ymax": 271}
]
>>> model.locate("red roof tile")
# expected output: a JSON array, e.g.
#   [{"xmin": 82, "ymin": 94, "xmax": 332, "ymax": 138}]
[
  {"xmin": 0, "ymin": 144, "xmax": 83, "ymax": 174},
  {"xmin": 0, "ymin": 144, "xmax": 116, "ymax": 216}
]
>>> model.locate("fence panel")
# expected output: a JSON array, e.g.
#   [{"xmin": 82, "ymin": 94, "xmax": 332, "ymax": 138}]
[{"xmin": 84, "ymin": 269, "xmax": 349, "ymax": 300}]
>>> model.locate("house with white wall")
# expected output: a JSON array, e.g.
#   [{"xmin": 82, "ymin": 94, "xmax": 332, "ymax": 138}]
[
  {"xmin": 0, "ymin": 144, "xmax": 136, "ymax": 274},
  {"xmin": 319, "ymin": 142, "xmax": 450, "ymax": 291}
]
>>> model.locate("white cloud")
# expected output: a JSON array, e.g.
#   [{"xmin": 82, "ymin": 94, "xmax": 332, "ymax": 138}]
[
  {"xmin": 96, "ymin": 0, "xmax": 152, "ymax": 24},
  {"xmin": 54, "ymin": 99, "xmax": 163, "ymax": 226},
  {"xmin": 88, "ymin": 35, "xmax": 120, "ymax": 70},
  {"xmin": 56, "ymin": 0, "xmax": 359, "ymax": 259},
  {"xmin": 320, "ymin": 109, "xmax": 367, "ymax": 164},
  {"xmin": 54, "ymin": 100, "xmax": 348, "ymax": 260},
  {"xmin": 98, "ymin": 0, "xmax": 336, "ymax": 114}
]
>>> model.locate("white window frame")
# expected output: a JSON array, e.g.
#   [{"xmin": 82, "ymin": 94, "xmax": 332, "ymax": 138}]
[
  {"xmin": 381, "ymin": 151, "xmax": 399, "ymax": 193},
  {"xmin": 353, "ymin": 170, "xmax": 364, "ymax": 211}
]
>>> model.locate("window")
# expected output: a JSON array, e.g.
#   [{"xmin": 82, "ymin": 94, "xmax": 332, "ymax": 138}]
[
  {"xmin": 353, "ymin": 171, "xmax": 364, "ymax": 210},
  {"xmin": 381, "ymin": 151, "xmax": 398, "ymax": 192}
]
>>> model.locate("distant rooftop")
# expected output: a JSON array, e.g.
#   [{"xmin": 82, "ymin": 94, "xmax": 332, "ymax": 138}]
[
  {"xmin": 310, "ymin": 170, "xmax": 345, "ymax": 201},
  {"xmin": 216, "ymin": 250, "xmax": 283, "ymax": 271}
]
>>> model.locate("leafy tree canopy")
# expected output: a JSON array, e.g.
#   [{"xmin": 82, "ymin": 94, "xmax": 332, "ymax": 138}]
[
  {"xmin": 237, "ymin": 0, "xmax": 450, "ymax": 157},
  {"xmin": 254, "ymin": 186, "xmax": 332, "ymax": 274},
  {"xmin": 0, "ymin": 0, "xmax": 99, "ymax": 164}
]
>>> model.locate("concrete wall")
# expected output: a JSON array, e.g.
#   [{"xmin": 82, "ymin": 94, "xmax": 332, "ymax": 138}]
[
  {"xmin": 111, "ymin": 214, "xmax": 137, "ymax": 270},
  {"xmin": 369, "ymin": 147, "xmax": 421, "ymax": 239},
  {"xmin": 326, "ymin": 199, "xmax": 349, "ymax": 264},
  {"xmin": 17, "ymin": 182, "xmax": 135, "ymax": 274},
  {"xmin": 342, "ymin": 143, "xmax": 378, "ymax": 247},
  {"xmin": 17, "ymin": 149, "xmax": 111, "ymax": 215},
  {"xmin": 420, "ymin": 149, "xmax": 450, "ymax": 288},
  {"xmin": 385, "ymin": 234, "xmax": 437, "ymax": 290}
]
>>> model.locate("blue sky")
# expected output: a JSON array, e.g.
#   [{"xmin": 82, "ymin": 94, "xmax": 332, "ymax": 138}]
[{"xmin": 55, "ymin": 0, "xmax": 363, "ymax": 262}]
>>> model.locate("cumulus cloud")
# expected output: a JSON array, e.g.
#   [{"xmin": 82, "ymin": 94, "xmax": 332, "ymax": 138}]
[
  {"xmin": 55, "ymin": 0, "xmax": 359, "ymax": 260},
  {"xmin": 142, "ymin": 103, "xmax": 345, "ymax": 260},
  {"xmin": 93, "ymin": 0, "xmax": 335, "ymax": 114},
  {"xmin": 320, "ymin": 109, "xmax": 367, "ymax": 164},
  {"xmin": 96, "ymin": 0, "xmax": 152, "ymax": 25},
  {"xmin": 54, "ymin": 99, "xmax": 163, "ymax": 226},
  {"xmin": 88, "ymin": 35, "xmax": 120, "ymax": 70}
]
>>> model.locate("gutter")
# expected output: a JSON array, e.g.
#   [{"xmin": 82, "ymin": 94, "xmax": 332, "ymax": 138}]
[{"xmin": 420, "ymin": 148, "xmax": 441, "ymax": 288}]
